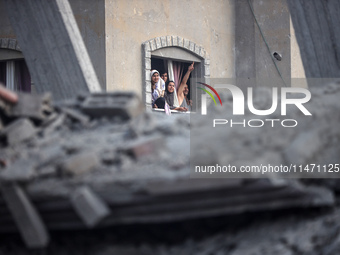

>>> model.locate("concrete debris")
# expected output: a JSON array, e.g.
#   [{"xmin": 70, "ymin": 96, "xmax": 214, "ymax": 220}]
[
  {"xmin": 0, "ymin": 85, "xmax": 339, "ymax": 253},
  {"xmin": 59, "ymin": 151, "xmax": 100, "ymax": 176},
  {"xmin": 0, "ymin": 158, "xmax": 36, "ymax": 182},
  {"xmin": 81, "ymin": 92, "xmax": 144, "ymax": 119},
  {"xmin": 6, "ymin": 93, "xmax": 52, "ymax": 121},
  {"xmin": 121, "ymin": 135, "xmax": 165, "ymax": 159},
  {"xmin": 0, "ymin": 184, "xmax": 49, "ymax": 248},
  {"xmin": 61, "ymin": 107, "xmax": 90, "ymax": 126},
  {"xmin": 43, "ymin": 113, "xmax": 66, "ymax": 136},
  {"xmin": 3, "ymin": 118, "xmax": 36, "ymax": 146},
  {"xmin": 71, "ymin": 186, "xmax": 111, "ymax": 228}
]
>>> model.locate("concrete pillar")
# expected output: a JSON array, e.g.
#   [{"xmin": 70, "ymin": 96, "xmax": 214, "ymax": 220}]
[{"xmin": 287, "ymin": 0, "xmax": 340, "ymax": 78}]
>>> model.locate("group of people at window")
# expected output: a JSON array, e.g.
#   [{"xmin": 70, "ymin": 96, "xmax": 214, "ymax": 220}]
[{"xmin": 151, "ymin": 62, "xmax": 194, "ymax": 112}]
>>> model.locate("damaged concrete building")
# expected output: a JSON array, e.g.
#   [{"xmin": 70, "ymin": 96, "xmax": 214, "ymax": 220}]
[
  {"xmin": 0, "ymin": 0, "xmax": 306, "ymax": 108},
  {"xmin": 1, "ymin": 0, "xmax": 340, "ymax": 254}
]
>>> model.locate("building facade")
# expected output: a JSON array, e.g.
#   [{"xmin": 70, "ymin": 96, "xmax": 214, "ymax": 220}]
[{"xmin": 0, "ymin": 0, "xmax": 305, "ymax": 107}]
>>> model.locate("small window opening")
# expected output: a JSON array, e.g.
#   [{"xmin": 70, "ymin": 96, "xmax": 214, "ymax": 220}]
[{"xmin": 0, "ymin": 59, "xmax": 31, "ymax": 92}]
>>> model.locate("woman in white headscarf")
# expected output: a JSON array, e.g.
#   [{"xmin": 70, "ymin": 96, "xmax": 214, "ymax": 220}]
[{"xmin": 150, "ymin": 70, "xmax": 165, "ymax": 107}]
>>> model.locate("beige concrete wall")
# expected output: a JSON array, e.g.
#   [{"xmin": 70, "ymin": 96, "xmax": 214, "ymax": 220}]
[
  {"xmin": 253, "ymin": 0, "xmax": 291, "ymax": 86},
  {"xmin": 105, "ymin": 0, "xmax": 235, "ymax": 94},
  {"xmin": 290, "ymin": 17, "xmax": 307, "ymax": 88},
  {"xmin": 0, "ymin": 0, "xmax": 307, "ymax": 95}
]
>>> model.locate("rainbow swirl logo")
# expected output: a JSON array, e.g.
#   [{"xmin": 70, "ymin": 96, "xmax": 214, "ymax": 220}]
[{"xmin": 197, "ymin": 82, "xmax": 223, "ymax": 106}]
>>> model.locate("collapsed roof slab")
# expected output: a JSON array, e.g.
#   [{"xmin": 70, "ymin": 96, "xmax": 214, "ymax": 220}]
[{"xmin": 4, "ymin": 0, "xmax": 101, "ymax": 99}]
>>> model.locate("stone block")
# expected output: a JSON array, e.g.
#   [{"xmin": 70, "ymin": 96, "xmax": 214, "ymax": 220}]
[
  {"xmin": 145, "ymin": 91, "xmax": 152, "ymax": 104},
  {"xmin": 183, "ymin": 39, "xmax": 190, "ymax": 49},
  {"xmin": 145, "ymin": 57, "xmax": 151, "ymax": 69},
  {"xmin": 145, "ymin": 69, "xmax": 151, "ymax": 81},
  {"xmin": 8, "ymin": 39, "xmax": 16, "ymax": 50},
  {"xmin": 205, "ymin": 64, "xmax": 210, "ymax": 76},
  {"xmin": 1, "ymin": 184, "xmax": 49, "ymax": 248},
  {"xmin": 81, "ymin": 92, "xmax": 144, "ymax": 119},
  {"xmin": 1, "ymin": 38, "xmax": 8, "ymax": 48},
  {"xmin": 71, "ymin": 186, "xmax": 111, "ymax": 228},
  {"xmin": 160, "ymin": 36, "xmax": 167, "ymax": 47},
  {"xmin": 60, "ymin": 151, "xmax": 99, "ymax": 176},
  {"xmin": 166, "ymin": 36, "xmax": 172, "ymax": 46},
  {"xmin": 189, "ymin": 41, "xmax": 195, "ymax": 52},
  {"xmin": 199, "ymin": 47, "xmax": 205, "ymax": 58},
  {"xmin": 149, "ymin": 39, "xmax": 156, "ymax": 51},
  {"xmin": 0, "ymin": 158, "xmax": 36, "ymax": 182},
  {"xmin": 143, "ymin": 41, "xmax": 150, "ymax": 52},
  {"xmin": 194, "ymin": 44, "xmax": 200, "ymax": 55},
  {"xmin": 145, "ymin": 50, "xmax": 151, "ymax": 58},
  {"xmin": 145, "ymin": 81, "xmax": 152, "ymax": 93},
  {"xmin": 172, "ymin": 36, "xmax": 178, "ymax": 46},
  {"xmin": 178, "ymin": 36, "xmax": 183, "ymax": 47},
  {"xmin": 205, "ymin": 54, "xmax": 210, "ymax": 63},
  {"xmin": 4, "ymin": 118, "xmax": 36, "ymax": 146},
  {"xmin": 155, "ymin": 37, "xmax": 161, "ymax": 49}
]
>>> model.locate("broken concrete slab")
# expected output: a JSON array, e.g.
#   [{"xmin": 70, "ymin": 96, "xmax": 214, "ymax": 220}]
[
  {"xmin": 71, "ymin": 186, "xmax": 111, "ymax": 228},
  {"xmin": 43, "ymin": 113, "xmax": 66, "ymax": 136},
  {"xmin": 0, "ymin": 158, "xmax": 36, "ymax": 183},
  {"xmin": 0, "ymin": 184, "xmax": 49, "ymax": 248},
  {"xmin": 0, "ymin": 82, "xmax": 338, "ymax": 253},
  {"xmin": 61, "ymin": 107, "xmax": 90, "ymax": 126},
  {"xmin": 6, "ymin": 93, "xmax": 52, "ymax": 121},
  {"xmin": 59, "ymin": 151, "xmax": 100, "ymax": 176},
  {"xmin": 81, "ymin": 92, "xmax": 144, "ymax": 119},
  {"xmin": 4, "ymin": 0, "xmax": 101, "ymax": 99},
  {"xmin": 32, "ymin": 145, "xmax": 66, "ymax": 170},
  {"xmin": 3, "ymin": 118, "xmax": 36, "ymax": 146}
]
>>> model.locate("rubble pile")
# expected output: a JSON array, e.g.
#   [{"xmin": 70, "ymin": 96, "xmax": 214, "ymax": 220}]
[{"xmin": 0, "ymin": 83, "xmax": 339, "ymax": 254}]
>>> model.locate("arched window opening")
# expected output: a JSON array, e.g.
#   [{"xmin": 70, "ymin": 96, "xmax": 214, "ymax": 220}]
[
  {"xmin": 0, "ymin": 39, "xmax": 33, "ymax": 93},
  {"xmin": 142, "ymin": 36, "xmax": 210, "ymax": 112}
]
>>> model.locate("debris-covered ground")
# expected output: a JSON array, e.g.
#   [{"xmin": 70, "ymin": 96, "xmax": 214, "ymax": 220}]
[{"xmin": 0, "ymin": 82, "xmax": 340, "ymax": 254}]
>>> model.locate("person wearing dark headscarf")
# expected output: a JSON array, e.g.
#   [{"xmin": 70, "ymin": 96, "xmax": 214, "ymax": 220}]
[{"xmin": 164, "ymin": 80, "xmax": 188, "ymax": 112}]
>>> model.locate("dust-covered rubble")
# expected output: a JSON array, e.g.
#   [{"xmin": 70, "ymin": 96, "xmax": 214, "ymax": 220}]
[{"xmin": 0, "ymin": 83, "xmax": 340, "ymax": 252}]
